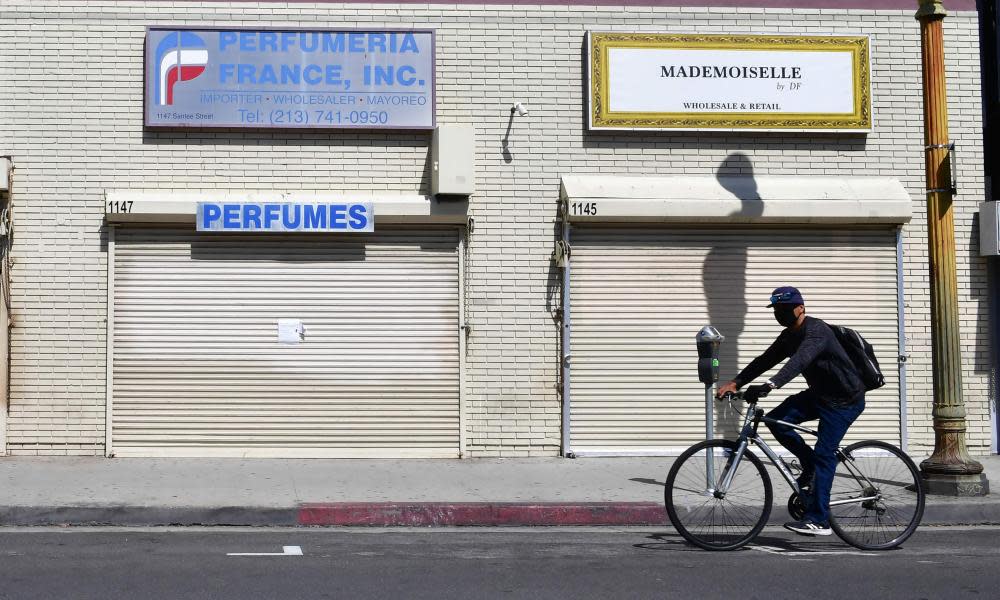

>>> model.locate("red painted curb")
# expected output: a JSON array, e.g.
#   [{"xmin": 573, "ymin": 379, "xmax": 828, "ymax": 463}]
[{"xmin": 298, "ymin": 502, "xmax": 667, "ymax": 526}]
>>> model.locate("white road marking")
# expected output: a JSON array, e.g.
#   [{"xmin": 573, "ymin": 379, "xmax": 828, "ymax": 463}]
[
  {"xmin": 750, "ymin": 544, "xmax": 878, "ymax": 557},
  {"xmin": 227, "ymin": 545, "xmax": 303, "ymax": 557}
]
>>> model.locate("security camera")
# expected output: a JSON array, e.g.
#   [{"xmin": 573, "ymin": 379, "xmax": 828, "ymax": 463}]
[{"xmin": 513, "ymin": 102, "xmax": 529, "ymax": 116}]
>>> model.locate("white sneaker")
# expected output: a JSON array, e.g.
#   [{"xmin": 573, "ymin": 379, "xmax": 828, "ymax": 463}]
[{"xmin": 784, "ymin": 520, "xmax": 832, "ymax": 536}]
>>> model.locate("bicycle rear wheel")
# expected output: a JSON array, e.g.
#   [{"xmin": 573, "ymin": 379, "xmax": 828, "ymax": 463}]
[
  {"xmin": 828, "ymin": 440, "xmax": 925, "ymax": 550},
  {"xmin": 665, "ymin": 439, "xmax": 772, "ymax": 551}
]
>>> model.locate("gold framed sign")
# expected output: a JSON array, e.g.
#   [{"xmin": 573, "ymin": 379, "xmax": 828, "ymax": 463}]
[{"xmin": 588, "ymin": 33, "xmax": 872, "ymax": 132}]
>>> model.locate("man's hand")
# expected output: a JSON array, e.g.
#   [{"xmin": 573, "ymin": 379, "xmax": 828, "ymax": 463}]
[
  {"xmin": 716, "ymin": 380, "xmax": 739, "ymax": 399},
  {"xmin": 743, "ymin": 383, "xmax": 773, "ymax": 402}
]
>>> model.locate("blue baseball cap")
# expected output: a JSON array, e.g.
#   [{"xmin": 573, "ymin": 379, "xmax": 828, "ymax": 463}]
[{"xmin": 767, "ymin": 286, "xmax": 804, "ymax": 308}]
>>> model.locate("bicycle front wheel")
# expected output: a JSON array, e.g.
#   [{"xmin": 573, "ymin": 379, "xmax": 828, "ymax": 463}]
[
  {"xmin": 829, "ymin": 440, "xmax": 925, "ymax": 550},
  {"xmin": 665, "ymin": 439, "xmax": 772, "ymax": 551}
]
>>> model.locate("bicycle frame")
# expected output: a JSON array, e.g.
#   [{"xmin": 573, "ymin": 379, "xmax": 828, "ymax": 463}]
[{"xmin": 714, "ymin": 398, "xmax": 880, "ymax": 507}]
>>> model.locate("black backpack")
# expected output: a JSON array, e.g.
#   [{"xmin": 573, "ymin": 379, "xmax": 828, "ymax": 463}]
[{"xmin": 829, "ymin": 325, "xmax": 886, "ymax": 391}]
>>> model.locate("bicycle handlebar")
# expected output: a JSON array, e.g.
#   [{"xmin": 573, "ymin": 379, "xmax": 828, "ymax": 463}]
[{"xmin": 718, "ymin": 390, "xmax": 761, "ymax": 404}]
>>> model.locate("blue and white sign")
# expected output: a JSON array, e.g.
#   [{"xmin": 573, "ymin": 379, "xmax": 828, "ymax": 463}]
[
  {"xmin": 145, "ymin": 28, "xmax": 435, "ymax": 129},
  {"xmin": 197, "ymin": 202, "xmax": 374, "ymax": 233}
]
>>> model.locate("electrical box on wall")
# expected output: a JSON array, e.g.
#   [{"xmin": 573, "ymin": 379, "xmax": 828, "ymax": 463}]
[
  {"xmin": 980, "ymin": 202, "xmax": 1000, "ymax": 256},
  {"xmin": 432, "ymin": 125, "xmax": 475, "ymax": 196}
]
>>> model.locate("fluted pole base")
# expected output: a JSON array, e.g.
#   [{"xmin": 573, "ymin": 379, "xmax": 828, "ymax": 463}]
[{"xmin": 920, "ymin": 420, "xmax": 989, "ymax": 496}]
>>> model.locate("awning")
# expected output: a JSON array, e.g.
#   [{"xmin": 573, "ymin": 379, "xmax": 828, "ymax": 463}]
[{"xmin": 560, "ymin": 175, "xmax": 912, "ymax": 224}]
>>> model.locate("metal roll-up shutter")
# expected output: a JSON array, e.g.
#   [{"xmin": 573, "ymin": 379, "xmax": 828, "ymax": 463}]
[
  {"xmin": 569, "ymin": 227, "xmax": 901, "ymax": 454},
  {"xmin": 111, "ymin": 228, "xmax": 461, "ymax": 458}
]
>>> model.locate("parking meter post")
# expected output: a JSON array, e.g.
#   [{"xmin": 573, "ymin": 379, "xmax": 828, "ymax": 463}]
[
  {"xmin": 705, "ymin": 382, "xmax": 717, "ymax": 489},
  {"xmin": 696, "ymin": 326, "xmax": 725, "ymax": 489},
  {"xmin": 705, "ymin": 384, "xmax": 715, "ymax": 441}
]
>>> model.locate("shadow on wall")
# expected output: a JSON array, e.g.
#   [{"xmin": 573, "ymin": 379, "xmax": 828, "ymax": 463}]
[
  {"xmin": 988, "ymin": 260, "xmax": 1000, "ymax": 444},
  {"xmin": 501, "ymin": 107, "xmax": 517, "ymax": 164},
  {"xmin": 704, "ymin": 152, "xmax": 764, "ymax": 439},
  {"xmin": 969, "ymin": 211, "xmax": 995, "ymax": 376},
  {"xmin": 969, "ymin": 211, "xmax": 999, "ymax": 443}
]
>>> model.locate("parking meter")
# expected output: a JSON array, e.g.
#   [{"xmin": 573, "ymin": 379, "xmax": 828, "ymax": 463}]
[
  {"xmin": 696, "ymin": 326, "xmax": 725, "ymax": 452},
  {"xmin": 696, "ymin": 326, "xmax": 725, "ymax": 384}
]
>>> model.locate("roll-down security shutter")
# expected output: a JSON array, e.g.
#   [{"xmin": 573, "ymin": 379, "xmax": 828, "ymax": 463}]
[
  {"xmin": 569, "ymin": 227, "xmax": 900, "ymax": 454},
  {"xmin": 111, "ymin": 228, "xmax": 460, "ymax": 458}
]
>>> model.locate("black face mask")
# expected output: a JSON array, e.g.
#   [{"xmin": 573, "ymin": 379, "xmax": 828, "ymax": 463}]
[{"xmin": 774, "ymin": 305, "xmax": 799, "ymax": 327}]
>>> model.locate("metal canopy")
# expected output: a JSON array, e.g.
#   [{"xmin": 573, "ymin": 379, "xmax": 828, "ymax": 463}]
[{"xmin": 560, "ymin": 175, "xmax": 913, "ymax": 224}]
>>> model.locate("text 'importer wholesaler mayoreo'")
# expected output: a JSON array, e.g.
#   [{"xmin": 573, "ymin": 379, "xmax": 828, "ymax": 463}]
[{"xmin": 197, "ymin": 93, "xmax": 427, "ymax": 106}]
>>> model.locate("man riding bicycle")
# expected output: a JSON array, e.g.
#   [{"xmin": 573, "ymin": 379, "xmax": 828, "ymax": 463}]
[{"xmin": 715, "ymin": 286, "xmax": 865, "ymax": 537}]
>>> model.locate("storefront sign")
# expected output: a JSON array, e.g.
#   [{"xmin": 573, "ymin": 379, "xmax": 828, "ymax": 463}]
[
  {"xmin": 588, "ymin": 33, "xmax": 871, "ymax": 132},
  {"xmin": 145, "ymin": 28, "xmax": 435, "ymax": 129},
  {"xmin": 196, "ymin": 202, "xmax": 374, "ymax": 232}
]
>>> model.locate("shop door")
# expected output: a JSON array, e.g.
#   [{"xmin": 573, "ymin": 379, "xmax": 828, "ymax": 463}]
[
  {"xmin": 569, "ymin": 227, "xmax": 901, "ymax": 454},
  {"xmin": 110, "ymin": 228, "xmax": 461, "ymax": 458}
]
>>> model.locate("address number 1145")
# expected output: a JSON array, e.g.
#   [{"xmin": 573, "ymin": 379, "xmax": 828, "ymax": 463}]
[{"xmin": 570, "ymin": 202, "xmax": 598, "ymax": 216}]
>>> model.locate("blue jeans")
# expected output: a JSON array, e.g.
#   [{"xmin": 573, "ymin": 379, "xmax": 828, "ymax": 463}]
[{"xmin": 764, "ymin": 389, "xmax": 865, "ymax": 524}]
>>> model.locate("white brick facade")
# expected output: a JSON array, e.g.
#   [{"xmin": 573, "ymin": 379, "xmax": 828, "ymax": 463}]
[{"xmin": 0, "ymin": 1, "xmax": 992, "ymax": 457}]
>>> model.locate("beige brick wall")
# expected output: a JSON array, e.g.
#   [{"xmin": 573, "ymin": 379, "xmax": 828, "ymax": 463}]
[{"xmin": 0, "ymin": 2, "xmax": 991, "ymax": 457}]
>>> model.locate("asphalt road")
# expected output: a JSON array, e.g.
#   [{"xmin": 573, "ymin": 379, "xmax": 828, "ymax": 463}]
[{"xmin": 0, "ymin": 526, "xmax": 996, "ymax": 599}]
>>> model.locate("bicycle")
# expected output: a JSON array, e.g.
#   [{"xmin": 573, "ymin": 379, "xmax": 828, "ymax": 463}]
[{"xmin": 664, "ymin": 390, "xmax": 925, "ymax": 551}]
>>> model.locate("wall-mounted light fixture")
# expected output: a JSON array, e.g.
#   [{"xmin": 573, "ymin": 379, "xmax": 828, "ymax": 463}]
[{"xmin": 512, "ymin": 102, "xmax": 529, "ymax": 117}]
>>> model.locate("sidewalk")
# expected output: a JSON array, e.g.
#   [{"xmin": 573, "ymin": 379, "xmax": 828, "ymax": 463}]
[{"xmin": 0, "ymin": 454, "xmax": 997, "ymax": 527}]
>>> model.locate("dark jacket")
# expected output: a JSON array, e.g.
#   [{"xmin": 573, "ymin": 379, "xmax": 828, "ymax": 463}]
[{"xmin": 733, "ymin": 316, "xmax": 863, "ymax": 404}]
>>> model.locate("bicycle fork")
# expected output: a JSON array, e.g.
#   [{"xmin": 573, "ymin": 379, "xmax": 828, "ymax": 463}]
[{"xmin": 711, "ymin": 439, "xmax": 749, "ymax": 498}]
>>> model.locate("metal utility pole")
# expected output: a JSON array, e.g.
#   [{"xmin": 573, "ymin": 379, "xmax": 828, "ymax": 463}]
[{"xmin": 915, "ymin": 0, "xmax": 988, "ymax": 495}]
